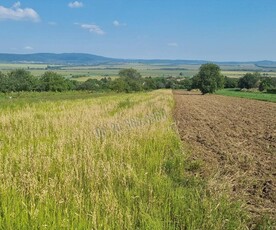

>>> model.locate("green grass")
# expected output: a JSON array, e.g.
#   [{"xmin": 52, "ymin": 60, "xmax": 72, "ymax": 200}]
[
  {"xmin": 215, "ymin": 88, "xmax": 276, "ymax": 102},
  {"xmin": 0, "ymin": 91, "xmax": 115, "ymax": 110},
  {"xmin": 0, "ymin": 90, "xmax": 249, "ymax": 229}
]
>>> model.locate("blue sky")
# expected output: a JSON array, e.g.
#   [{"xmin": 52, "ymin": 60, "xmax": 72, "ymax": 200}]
[{"xmin": 0, "ymin": 0, "xmax": 276, "ymax": 61}]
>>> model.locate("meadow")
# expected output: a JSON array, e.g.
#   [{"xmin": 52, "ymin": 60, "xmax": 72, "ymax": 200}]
[
  {"xmin": 215, "ymin": 88, "xmax": 276, "ymax": 103},
  {"xmin": 0, "ymin": 90, "xmax": 248, "ymax": 229}
]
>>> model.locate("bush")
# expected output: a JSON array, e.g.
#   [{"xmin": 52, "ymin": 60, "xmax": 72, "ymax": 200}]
[
  {"xmin": 267, "ymin": 88, "xmax": 276, "ymax": 94},
  {"xmin": 0, "ymin": 71, "xmax": 9, "ymax": 93},
  {"xmin": 77, "ymin": 79, "xmax": 103, "ymax": 91},
  {"xmin": 178, "ymin": 78, "xmax": 192, "ymax": 90},
  {"xmin": 143, "ymin": 77, "xmax": 157, "ymax": 90},
  {"xmin": 238, "ymin": 73, "xmax": 260, "ymax": 89},
  {"xmin": 39, "ymin": 71, "xmax": 71, "ymax": 92},
  {"xmin": 119, "ymin": 68, "xmax": 141, "ymax": 79},
  {"xmin": 224, "ymin": 77, "xmax": 239, "ymax": 88},
  {"xmin": 259, "ymin": 77, "xmax": 276, "ymax": 91},
  {"xmin": 7, "ymin": 69, "xmax": 38, "ymax": 92},
  {"xmin": 119, "ymin": 68, "xmax": 143, "ymax": 92},
  {"xmin": 110, "ymin": 78, "xmax": 130, "ymax": 92}
]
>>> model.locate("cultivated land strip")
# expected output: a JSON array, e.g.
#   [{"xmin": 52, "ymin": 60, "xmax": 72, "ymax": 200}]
[{"xmin": 173, "ymin": 90, "xmax": 276, "ymax": 226}]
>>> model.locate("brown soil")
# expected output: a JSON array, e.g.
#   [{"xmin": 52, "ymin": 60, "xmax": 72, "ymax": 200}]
[{"xmin": 173, "ymin": 90, "xmax": 276, "ymax": 223}]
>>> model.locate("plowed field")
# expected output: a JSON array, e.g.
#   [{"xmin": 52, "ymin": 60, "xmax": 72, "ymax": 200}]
[{"xmin": 173, "ymin": 90, "xmax": 276, "ymax": 222}]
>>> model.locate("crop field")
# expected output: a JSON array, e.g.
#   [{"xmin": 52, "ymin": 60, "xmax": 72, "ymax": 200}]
[
  {"xmin": 0, "ymin": 90, "xmax": 249, "ymax": 229},
  {"xmin": 173, "ymin": 91, "xmax": 276, "ymax": 228}
]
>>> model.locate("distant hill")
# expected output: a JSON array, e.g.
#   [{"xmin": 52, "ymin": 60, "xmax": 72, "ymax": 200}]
[
  {"xmin": 0, "ymin": 53, "xmax": 208, "ymax": 65},
  {"xmin": 0, "ymin": 53, "xmax": 116, "ymax": 65},
  {"xmin": 0, "ymin": 53, "xmax": 276, "ymax": 68}
]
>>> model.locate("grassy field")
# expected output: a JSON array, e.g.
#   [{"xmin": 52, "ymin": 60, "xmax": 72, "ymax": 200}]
[
  {"xmin": 0, "ymin": 90, "xmax": 248, "ymax": 229},
  {"xmin": 216, "ymin": 89, "xmax": 276, "ymax": 102}
]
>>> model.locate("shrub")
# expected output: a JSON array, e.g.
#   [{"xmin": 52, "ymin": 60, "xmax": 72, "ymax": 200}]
[
  {"xmin": 77, "ymin": 79, "xmax": 103, "ymax": 91},
  {"xmin": 0, "ymin": 71, "xmax": 9, "ymax": 93},
  {"xmin": 267, "ymin": 88, "xmax": 276, "ymax": 94},
  {"xmin": 39, "ymin": 71, "xmax": 71, "ymax": 92},
  {"xmin": 259, "ymin": 77, "xmax": 276, "ymax": 91},
  {"xmin": 238, "ymin": 73, "xmax": 260, "ymax": 89},
  {"xmin": 224, "ymin": 77, "xmax": 239, "ymax": 88},
  {"xmin": 7, "ymin": 69, "xmax": 38, "ymax": 91}
]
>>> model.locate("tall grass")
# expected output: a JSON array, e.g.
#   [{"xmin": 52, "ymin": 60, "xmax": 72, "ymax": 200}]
[{"xmin": 0, "ymin": 90, "xmax": 248, "ymax": 229}]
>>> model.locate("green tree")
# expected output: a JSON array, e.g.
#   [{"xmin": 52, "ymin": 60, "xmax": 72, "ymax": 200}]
[
  {"xmin": 0, "ymin": 72, "xmax": 9, "ymax": 93},
  {"xmin": 178, "ymin": 78, "xmax": 192, "ymax": 90},
  {"xmin": 39, "ymin": 71, "xmax": 70, "ymax": 92},
  {"xmin": 154, "ymin": 77, "xmax": 166, "ymax": 89},
  {"xmin": 8, "ymin": 69, "xmax": 37, "ymax": 91},
  {"xmin": 238, "ymin": 73, "xmax": 260, "ymax": 89},
  {"xmin": 110, "ymin": 78, "xmax": 130, "ymax": 92},
  {"xmin": 224, "ymin": 77, "xmax": 239, "ymax": 88},
  {"xmin": 78, "ymin": 79, "xmax": 103, "ymax": 91},
  {"xmin": 143, "ymin": 77, "xmax": 157, "ymax": 90},
  {"xmin": 119, "ymin": 68, "xmax": 141, "ymax": 79},
  {"xmin": 165, "ymin": 78, "xmax": 177, "ymax": 89},
  {"xmin": 118, "ymin": 68, "xmax": 143, "ymax": 92},
  {"xmin": 192, "ymin": 63, "xmax": 224, "ymax": 94},
  {"xmin": 259, "ymin": 77, "xmax": 276, "ymax": 91},
  {"xmin": 65, "ymin": 79, "xmax": 79, "ymax": 90},
  {"xmin": 100, "ymin": 77, "xmax": 112, "ymax": 90}
]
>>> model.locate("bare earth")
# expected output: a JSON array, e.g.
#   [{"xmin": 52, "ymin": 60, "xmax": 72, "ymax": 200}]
[{"xmin": 173, "ymin": 90, "xmax": 276, "ymax": 222}]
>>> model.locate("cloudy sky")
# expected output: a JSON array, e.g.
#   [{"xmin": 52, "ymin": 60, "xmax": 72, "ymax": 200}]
[{"xmin": 0, "ymin": 0, "xmax": 276, "ymax": 61}]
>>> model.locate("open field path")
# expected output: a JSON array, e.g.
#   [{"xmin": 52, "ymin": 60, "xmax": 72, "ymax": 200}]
[{"xmin": 173, "ymin": 90, "xmax": 276, "ymax": 223}]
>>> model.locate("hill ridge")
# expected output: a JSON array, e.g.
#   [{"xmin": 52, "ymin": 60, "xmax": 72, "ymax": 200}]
[{"xmin": 0, "ymin": 53, "xmax": 275, "ymax": 67}]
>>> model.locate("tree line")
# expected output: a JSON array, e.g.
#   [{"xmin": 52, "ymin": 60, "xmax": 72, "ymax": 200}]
[
  {"xmin": 0, "ymin": 70, "xmax": 77, "ymax": 93},
  {"xmin": 1, "ymin": 65, "xmax": 276, "ymax": 94},
  {"xmin": 0, "ymin": 68, "xmax": 192, "ymax": 93},
  {"xmin": 189, "ymin": 63, "xmax": 276, "ymax": 94}
]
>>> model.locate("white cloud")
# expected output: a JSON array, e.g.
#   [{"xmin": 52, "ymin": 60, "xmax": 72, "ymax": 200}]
[
  {"xmin": 113, "ymin": 20, "xmax": 126, "ymax": 27},
  {"xmin": 24, "ymin": 46, "xmax": 34, "ymax": 50},
  {"xmin": 80, "ymin": 24, "xmax": 105, "ymax": 35},
  {"xmin": 0, "ymin": 2, "xmax": 40, "ymax": 22},
  {"xmin": 168, "ymin": 42, "xmax": 179, "ymax": 47},
  {"xmin": 68, "ymin": 1, "xmax": 83, "ymax": 8}
]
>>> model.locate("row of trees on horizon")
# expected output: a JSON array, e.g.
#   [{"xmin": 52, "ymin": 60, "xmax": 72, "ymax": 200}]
[{"xmin": 0, "ymin": 65, "xmax": 276, "ymax": 94}]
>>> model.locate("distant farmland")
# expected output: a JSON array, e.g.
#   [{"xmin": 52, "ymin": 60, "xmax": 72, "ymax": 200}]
[{"xmin": 1, "ymin": 62, "xmax": 276, "ymax": 80}]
